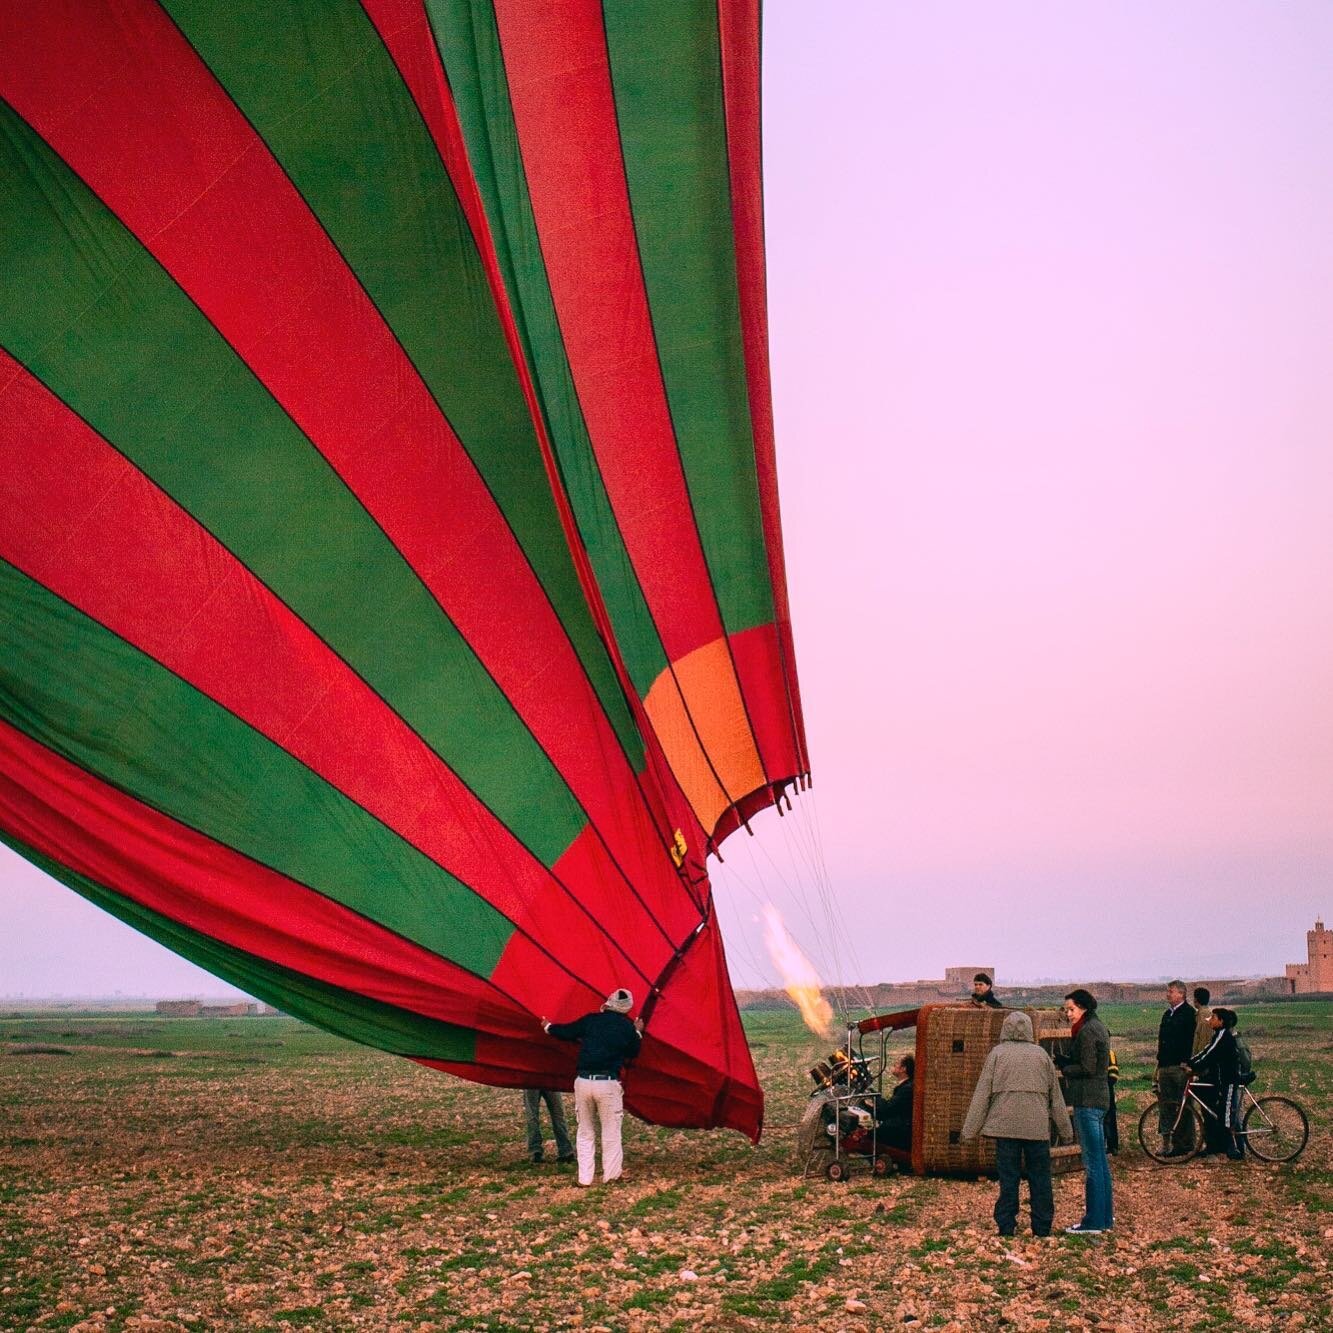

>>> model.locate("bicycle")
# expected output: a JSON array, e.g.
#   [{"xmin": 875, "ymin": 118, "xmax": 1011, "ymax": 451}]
[{"xmin": 1136, "ymin": 1073, "xmax": 1309, "ymax": 1164}]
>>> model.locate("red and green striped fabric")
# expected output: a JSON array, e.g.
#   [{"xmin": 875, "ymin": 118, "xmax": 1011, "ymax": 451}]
[{"xmin": 0, "ymin": 0, "xmax": 806, "ymax": 1140}]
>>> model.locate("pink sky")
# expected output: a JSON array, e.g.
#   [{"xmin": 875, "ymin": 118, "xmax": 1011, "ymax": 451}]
[{"xmin": 2, "ymin": 2, "xmax": 1330, "ymax": 995}]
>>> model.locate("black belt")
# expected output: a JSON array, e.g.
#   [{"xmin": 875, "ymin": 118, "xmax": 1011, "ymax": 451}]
[{"xmin": 578, "ymin": 1073, "xmax": 619, "ymax": 1081}]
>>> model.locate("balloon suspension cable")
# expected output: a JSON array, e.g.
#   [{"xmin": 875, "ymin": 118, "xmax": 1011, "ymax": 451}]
[{"xmin": 639, "ymin": 913, "xmax": 710, "ymax": 1028}]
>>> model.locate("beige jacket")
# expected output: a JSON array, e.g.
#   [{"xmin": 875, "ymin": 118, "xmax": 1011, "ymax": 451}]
[
  {"xmin": 1193, "ymin": 1005, "xmax": 1213, "ymax": 1056},
  {"xmin": 961, "ymin": 1012, "xmax": 1074, "ymax": 1144}
]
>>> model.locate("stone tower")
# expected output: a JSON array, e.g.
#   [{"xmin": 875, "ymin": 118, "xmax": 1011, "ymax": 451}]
[{"xmin": 1286, "ymin": 919, "xmax": 1333, "ymax": 994}]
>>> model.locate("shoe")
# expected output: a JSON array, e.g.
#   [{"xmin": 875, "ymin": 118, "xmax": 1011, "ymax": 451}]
[
  {"xmin": 1064, "ymin": 1225, "xmax": 1104, "ymax": 1235},
  {"xmin": 1161, "ymin": 1148, "xmax": 1191, "ymax": 1159},
  {"xmin": 557, "ymin": 1155, "xmax": 576, "ymax": 1164},
  {"xmin": 998, "ymin": 1230, "xmax": 1015, "ymax": 1237},
  {"xmin": 527, "ymin": 1156, "xmax": 544, "ymax": 1165}
]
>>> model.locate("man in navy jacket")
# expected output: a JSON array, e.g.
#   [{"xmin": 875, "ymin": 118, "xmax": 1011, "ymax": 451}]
[
  {"xmin": 543, "ymin": 989, "xmax": 642, "ymax": 1186},
  {"xmin": 1156, "ymin": 980, "xmax": 1197, "ymax": 1156}
]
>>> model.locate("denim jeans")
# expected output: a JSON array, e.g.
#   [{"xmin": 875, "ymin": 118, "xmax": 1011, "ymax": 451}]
[
  {"xmin": 993, "ymin": 1138, "xmax": 1053, "ymax": 1236},
  {"xmin": 523, "ymin": 1088, "xmax": 573, "ymax": 1161},
  {"xmin": 1072, "ymin": 1106, "xmax": 1114, "ymax": 1229}
]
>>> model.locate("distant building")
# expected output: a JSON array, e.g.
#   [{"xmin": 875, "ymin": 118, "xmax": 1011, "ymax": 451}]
[
  {"xmin": 155, "ymin": 999, "xmax": 274, "ymax": 1016},
  {"xmin": 737, "ymin": 969, "xmax": 1297, "ymax": 1014},
  {"xmin": 737, "ymin": 965, "xmax": 997, "ymax": 1013},
  {"xmin": 1286, "ymin": 919, "xmax": 1333, "ymax": 994}
]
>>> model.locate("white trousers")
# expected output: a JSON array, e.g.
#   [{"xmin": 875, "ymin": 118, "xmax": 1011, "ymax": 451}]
[{"xmin": 573, "ymin": 1076, "xmax": 624, "ymax": 1185}]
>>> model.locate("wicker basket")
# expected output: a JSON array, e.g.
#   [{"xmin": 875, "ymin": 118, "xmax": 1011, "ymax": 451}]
[{"xmin": 903, "ymin": 1005, "xmax": 1085, "ymax": 1177}]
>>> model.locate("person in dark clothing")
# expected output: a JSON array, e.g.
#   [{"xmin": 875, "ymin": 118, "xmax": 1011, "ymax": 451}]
[
  {"xmin": 1103, "ymin": 1047, "xmax": 1120, "ymax": 1154},
  {"xmin": 1155, "ymin": 980, "xmax": 1198, "ymax": 1157},
  {"xmin": 522, "ymin": 1089, "xmax": 574, "ymax": 1164},
  {"xmin": 1056, "ymin": 989, "xmax": 1113, "ymax": 1234},
  {"xmin": 970, "ymin": 973, "xmax": 1003, "ymax": 1008},
  {"xmin": 542, "ymin": 988, "xmax": 643, "ymax": 1187},
  {"xmin": 877, "ymin": 1053, "xmax": 915, "ymax": 1151},
  {"xmin": 1186, "ymin": 1007, "xmax": 1244, "ymax": 1160}
]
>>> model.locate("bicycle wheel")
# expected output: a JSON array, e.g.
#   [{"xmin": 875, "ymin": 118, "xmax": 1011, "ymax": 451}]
[
  {"xmin": 1137, "ymin": 1100, "xmax": 1203, "ymax": 1162},
  {"xmin": 1242, "ymin": 1096, "xmax": 1309, "ymax": 1163}
]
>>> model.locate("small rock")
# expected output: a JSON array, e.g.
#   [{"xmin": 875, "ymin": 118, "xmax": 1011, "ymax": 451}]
[
  {"xmin": 680, "ymin": 1269, "xmax": 699, "ymax": 1281},
  {"xmin": 845, "ymin": 1297, "xmax": 868, "ymax": 1312}
]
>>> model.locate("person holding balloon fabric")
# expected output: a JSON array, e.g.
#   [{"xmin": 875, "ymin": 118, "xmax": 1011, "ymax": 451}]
[{"xmin": 542, "ymin": 989, "xmax": 643, "ymax": 1186}]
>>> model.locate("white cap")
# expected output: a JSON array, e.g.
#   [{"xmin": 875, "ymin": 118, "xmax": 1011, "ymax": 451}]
[{"xmin": 603, "ymin": 988, "xmax": 633, "ymax": 1013}]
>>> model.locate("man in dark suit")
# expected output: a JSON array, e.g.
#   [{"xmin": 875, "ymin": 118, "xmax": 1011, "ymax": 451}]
[{"xmin": 1156, "ymin": 979, "xmax": 1197, "ymax": 1156}]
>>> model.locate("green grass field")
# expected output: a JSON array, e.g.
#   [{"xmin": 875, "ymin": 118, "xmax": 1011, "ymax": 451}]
[{"xmin": 1, "ymin": 1001, "xmax": 1328, "ymax": 1331}]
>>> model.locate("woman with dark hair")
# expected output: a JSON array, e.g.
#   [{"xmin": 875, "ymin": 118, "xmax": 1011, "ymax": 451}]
[
  {"xmin": 1186, "ymin": 1007, "xmax": 1244, "ymax": 1160},
  {"xmin": 1056, "ymin": 989, "xmax": 1114, "ymax": 1234}
]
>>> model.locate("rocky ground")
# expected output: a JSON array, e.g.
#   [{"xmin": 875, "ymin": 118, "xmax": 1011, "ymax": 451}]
[{"xmin": 1, "ymin": 1002, "xmax": 1328, "ymax": 1330}]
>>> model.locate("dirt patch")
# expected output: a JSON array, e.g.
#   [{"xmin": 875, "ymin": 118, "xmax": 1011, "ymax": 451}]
[{"xmin": 0, "ymin": 1002, "xmax": 1327, "ymax": 1330}]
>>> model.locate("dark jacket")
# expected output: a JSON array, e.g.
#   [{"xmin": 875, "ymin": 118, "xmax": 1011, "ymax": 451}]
[
  {"xmin": 1157, "ymin": 1003, "xmax": 1195, "ymax": 1067},
  {"xmin": 1187, "ymin": 1027, "xmax": 1239, "ymax": 1088},
  {"xmin": 1059, "ymin": 1013, "xmax": 1111, "ymax": 1110},
  {"xmin": 971, "ymin": 988, "xmax": 1003, "ymax": 1009},
  {"xmin": 877, "ymin": 1078, "xmax": 914, "ymax": 1146},
  {"xmin": 546, "ymin": 1010, "xmax": 641, "ymax": 1078}
]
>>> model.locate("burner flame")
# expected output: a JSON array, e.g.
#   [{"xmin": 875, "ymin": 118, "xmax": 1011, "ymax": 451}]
[{"xmin": 761, "ymin": 904, "xmax": 834, "ymax": 1039}]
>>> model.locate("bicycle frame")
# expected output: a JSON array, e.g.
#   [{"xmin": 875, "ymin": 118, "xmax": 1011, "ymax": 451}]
[{"xmin": 1165, "ymin": 1075, "xmax": 1262, "ymax": 1137}]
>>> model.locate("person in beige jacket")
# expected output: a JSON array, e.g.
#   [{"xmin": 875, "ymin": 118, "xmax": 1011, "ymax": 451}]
[
  {"xmin": 961, "ymin": 1012, "xmax": 1074, "ymax": 1237},
  {"xmin": 1192, "ymin": 987, "xmax": 1213, "ymax": 1056}
]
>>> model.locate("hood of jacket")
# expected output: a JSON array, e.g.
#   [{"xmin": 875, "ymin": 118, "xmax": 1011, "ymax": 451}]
[{"xmin": 1000, "ymin": 1011, "xmax": 1034, "ymax": 1043}]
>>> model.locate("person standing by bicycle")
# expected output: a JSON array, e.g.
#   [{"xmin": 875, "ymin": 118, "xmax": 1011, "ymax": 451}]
[
  {"xmin": 1056, "ymin": 989, "xmax": 1114, "ymax": 1234},
  {"xmin": 1186, "ymin": 1007, "xmax": 1244, "ymax": 1160},
  {"xmin": 1155, "ymin": 980, "xmax": 1197, "ymax": 1157}
]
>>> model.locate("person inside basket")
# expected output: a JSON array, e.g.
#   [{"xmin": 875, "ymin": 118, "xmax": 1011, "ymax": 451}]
[
  {"xmin": 1185, "ymin": 1007, "xmax": 1244, "ymax": 1160},
  {"xmin": 961, "ymin": 1012, "xmax": 1073, "ymax": 1238},
  {"xmin": 541, "ymin": 989, "xmax": 643, "ymax": 1187},
  {"xmin": 876, "ymin": 1053, "xmax": 915, "ymax": 1152},
  {"xmin": 969, "ymin": 973, "xmax": 1004, "ymax": 1008}
]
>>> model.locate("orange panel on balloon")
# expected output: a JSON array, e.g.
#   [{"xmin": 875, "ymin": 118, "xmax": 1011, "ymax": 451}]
[{"xmin": 644, "ymin": 636, "xmax": 768, "ymax": 837}]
